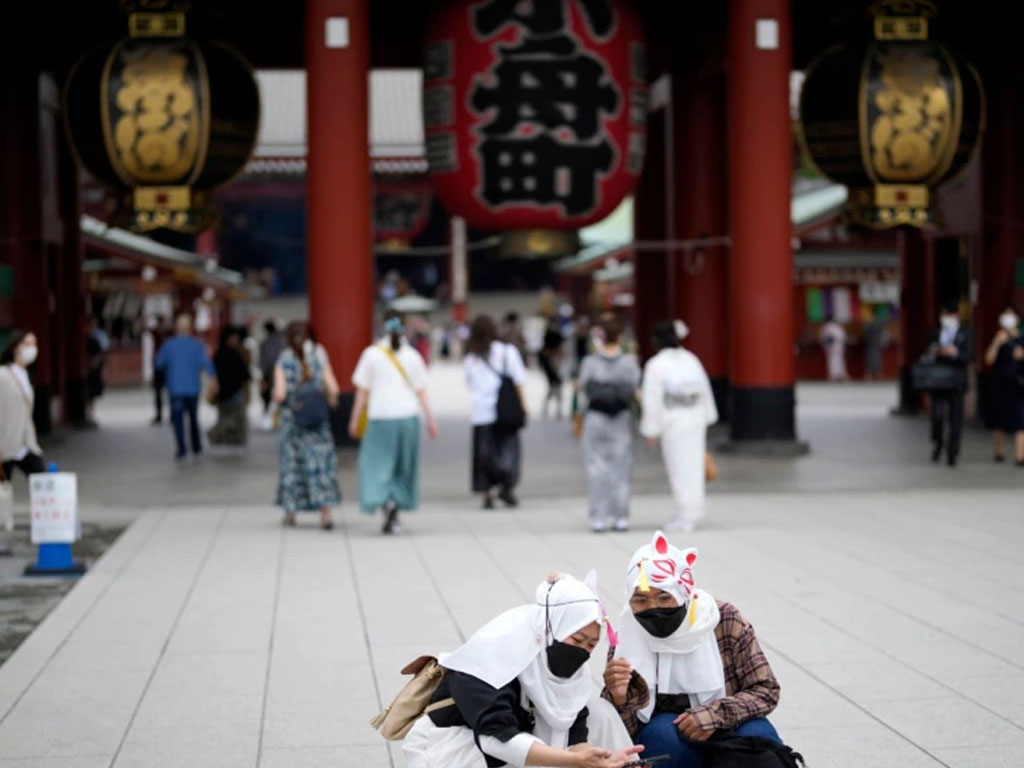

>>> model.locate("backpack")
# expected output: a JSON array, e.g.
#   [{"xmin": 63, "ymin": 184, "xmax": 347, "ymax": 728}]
[
  {"xmin": 487, "ymin": 346, "xmax": 526, "ymax": 433},
  {"xmin": 687, "ymin": 732, "xmax": 805, "ymax": 768},
  {"xmin": 369, "ymin": 655, "xmax": 453, "ymax": 740},
  {"xmin": 291, "ymin": 379, "xmax": 329, "ymax": 429}
]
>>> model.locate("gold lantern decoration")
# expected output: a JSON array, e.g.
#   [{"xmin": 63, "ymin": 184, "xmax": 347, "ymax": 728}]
[
  {"xmin": 65, "ymin": 3, "xmax": 259, "ymax": 232},
  {"xmin": 798, "ymin": 1, "xmax": 984, "ymax": 228}
]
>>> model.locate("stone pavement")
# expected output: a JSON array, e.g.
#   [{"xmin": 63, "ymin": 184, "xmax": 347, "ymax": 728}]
[{"xmin": 0, "ymin": 365, "xmax": 1022, "ymax": 768}]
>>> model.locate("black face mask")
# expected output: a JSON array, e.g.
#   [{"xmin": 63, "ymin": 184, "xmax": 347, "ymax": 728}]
[
  {"xmin": 635, "ymin": 604, "xmax": 688, "ymax": 638},
  {"xmin": 546, "ymin": 640, "xmax": 590, "ymax": 678}
]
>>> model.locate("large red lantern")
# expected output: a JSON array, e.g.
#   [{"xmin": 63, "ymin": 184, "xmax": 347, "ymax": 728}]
[{"xmin": 423, "ymin": 0, "xmax": 647, "ymax": 232}]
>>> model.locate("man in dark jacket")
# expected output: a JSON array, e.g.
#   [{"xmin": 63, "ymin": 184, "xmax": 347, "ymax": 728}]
[{"xmin": 928, "ymin": 303, "xmax": 972, "ymax": 467}]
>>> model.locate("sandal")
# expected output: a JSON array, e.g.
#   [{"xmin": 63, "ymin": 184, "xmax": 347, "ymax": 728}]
[{"xmin": 282, "ymin": 514, "xmax": 296, "ymax": 527}]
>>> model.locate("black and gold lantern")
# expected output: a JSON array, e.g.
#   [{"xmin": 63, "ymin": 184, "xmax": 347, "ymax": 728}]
[
  {"xmin": 64, "ymin": 4, "xmax": 259, "ymax": 232},
  {"xmin": 798, "ymin": 1, "xmax": 983, "ymax": 228}
]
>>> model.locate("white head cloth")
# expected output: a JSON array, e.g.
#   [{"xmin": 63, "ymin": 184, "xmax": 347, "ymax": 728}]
[
  {"xmin": 440, "ymin": 573, "xmax": 601, "ymax": 749},
  {"xmin": 614, "ymin": 531, "xmax": 726, "ymax": 722}
]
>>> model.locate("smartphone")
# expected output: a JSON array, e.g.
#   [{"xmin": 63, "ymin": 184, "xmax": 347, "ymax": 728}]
[{"xmin": 623, "ymin": 755, "xmax": 671, "ymax": 768}]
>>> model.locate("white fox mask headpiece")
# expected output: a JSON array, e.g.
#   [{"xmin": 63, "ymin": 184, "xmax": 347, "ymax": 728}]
[{"xmin": 625, "ymin": 530, "xmax": 698, "ymax": 605}]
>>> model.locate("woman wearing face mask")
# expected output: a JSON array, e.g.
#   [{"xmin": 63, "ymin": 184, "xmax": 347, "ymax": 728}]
[
  {"xmin": 404, "ymin": 573, "xmax": 641, "ymax": 768},
  {"xmin": 0, "ymin": 331, "xmax": 46, "ymax": 480},
  {"xmin": 602, "ymin": 532, "xmax": 782, "ymax": 768},
  {"xmin": 984, "ymin": 306, "xmax": 1024, "ymax": 464},
  {"xmin": 273, "ymin": 321, "xmax": 342, "ymax": 529},
  {"xmin": 576, "ymin": 317, "xmax": 641, "ymax": 533},
  {"xmin": 349, "ymin": 310, "xmax": 439, "ymax": 534}
]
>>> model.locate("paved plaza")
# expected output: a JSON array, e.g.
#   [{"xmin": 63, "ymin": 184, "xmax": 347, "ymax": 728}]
[{"xmin": 0, "ymin": 365, "xmax": 1022, "ymax": 768}]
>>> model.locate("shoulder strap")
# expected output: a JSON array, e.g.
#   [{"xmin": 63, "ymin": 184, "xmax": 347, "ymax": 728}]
[{"xmin": 380, "ymin": 345, "xmax": 413, "ymax": 391}]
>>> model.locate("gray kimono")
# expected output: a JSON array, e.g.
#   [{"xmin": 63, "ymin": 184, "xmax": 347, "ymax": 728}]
[{"xmin": 578, "ymin": 352, "xmax": 641, "ymax": 523}]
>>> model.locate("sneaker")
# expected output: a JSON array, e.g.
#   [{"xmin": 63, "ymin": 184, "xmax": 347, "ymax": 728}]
[
  {"xmin": 612, "ymin": 517, "xmax": 629, "ymax": 532},
  {"xmin": 591, "ymin": 519, "xmax": 608, "ymax": 533}
]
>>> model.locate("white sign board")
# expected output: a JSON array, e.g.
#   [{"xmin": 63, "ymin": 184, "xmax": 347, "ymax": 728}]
[
  {"xmin": 29, "ymin": 473, "xmax": 79, "ymax": 544},
  {"xmin": 859, "ymin": 281, "xmax": 901, "ymax": 306}
]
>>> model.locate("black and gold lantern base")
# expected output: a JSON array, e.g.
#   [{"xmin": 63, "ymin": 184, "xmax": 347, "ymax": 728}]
[
  {"xmin": 113, "ymin": 186, "xmax": 217, "ymax": 233},
  {"xmin": 848, "ymin": 184, "xmax": 935, "ymax": 229}
]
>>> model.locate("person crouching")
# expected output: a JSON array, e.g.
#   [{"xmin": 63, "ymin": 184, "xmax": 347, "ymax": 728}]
[{"xmin": 603, "ymin": 532, "xmax": 783, "ymax": 768}]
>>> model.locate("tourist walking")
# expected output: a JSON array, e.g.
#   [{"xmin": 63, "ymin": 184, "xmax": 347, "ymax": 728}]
[
  {"xmin": 539, "ymin": 322, "xmax": 566, "ymax": 418},
  {"xmin": 640, "ymin": 321, "xmax": 718, "ymax": 533},
  {"xmin": 144, "ymin": 316, "xmax": 171, "ymax": 425},
  {"xmin": 208, "ymin": 325, "xmax": 251, "ymax": 447},
  {"xmin": 501, "ymin": 310, "xmax": 528, "ymax": 362},
  {"xmin": 984, "ymin": 306, "xmax": 1024, "ymax": 464},
  {"xmin": 863, "ymin": 310, "xmax": 888, "ymax": 381},
  {"xmin": 0, "ymin": 330, "xmax": 45, "ymax": 479},
  {"xmin": 576, "ymin": 317, "xmax": 640, "ymax": 533},
  {"xmin": 349, "ymin": 311, "xmax": 438, "ymax": 535},
  {"xmin": 258, "ymin": 319, "xmax": 284, "ymax": 429},
  {"xmin": 274, "ymin": 321, "xmax": 341, "ymax": 529},
  {"xmin": 927, "ymin": 304, "xmax": 972, "ymax": 467},
  {"xmin": 464, "ymin": 314, "xmax": 527, "ymax": 509},
  {"xmin": 155, "ymin": 314, "xmax": 216, "ymax": 461},
  {"xmin": 819, "ymin": 314, "xmax": 849, "ymax": 382},
  {"xmin": 402, "ymin": 573, "xmax": 639, "ymax": 768}
]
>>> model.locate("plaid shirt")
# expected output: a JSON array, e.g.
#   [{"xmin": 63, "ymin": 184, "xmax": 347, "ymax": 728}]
[{"xmin": 601, "ymin": 600, "xmax": 780, "ymax": 737}]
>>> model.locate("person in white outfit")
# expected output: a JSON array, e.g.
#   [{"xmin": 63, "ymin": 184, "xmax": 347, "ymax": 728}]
[
  {"xmin": 402, "ymin": 572, "xmax": 640, "ymax": 768},
  {"xmin": 640, "ymin": 321, "xmax": 718, "ymax": 533},
  {"xmin": 818, "ymin": 315, "xmax": 848, "ymax": 382}
]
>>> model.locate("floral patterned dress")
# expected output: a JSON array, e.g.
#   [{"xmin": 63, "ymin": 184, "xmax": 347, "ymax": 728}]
[{"xmin": 275, "ymin": 349, "xmax": 341, "ymax": 513}]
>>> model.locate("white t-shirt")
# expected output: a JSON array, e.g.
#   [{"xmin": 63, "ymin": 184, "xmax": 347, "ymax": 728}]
[
  {"xmin": 352, "ymin": 340, "xmax": 428, "ymax": 420},
  {"xmin": 463, "ymin": 342, "xmax": 527, "ymax": 426}
]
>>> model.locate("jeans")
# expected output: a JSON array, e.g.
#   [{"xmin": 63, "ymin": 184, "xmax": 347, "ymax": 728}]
[
  {"xmin": 170, "ymin": 395, "xmax": 202, "ymax": 458},
  {"xmin": 635, "ymin": 713, "xmax": 781, "ymax": 768}
]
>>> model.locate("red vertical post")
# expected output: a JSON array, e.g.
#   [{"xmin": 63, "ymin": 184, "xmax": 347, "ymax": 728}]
[
  {"xmin": 632, "ymin": 79, "xmax": 669, "ymax": 361},
  {"xmin": 306, "ymin": 0, "xmax": 373, "ymax": 413},
  {"xmin": 675, "ymin": 64, "xmax": 730, "ymax": 418},
  {"xmin": 727, "ymin": 0, "xmax": 803, "ymax": 450},
  {"xmin": 57, "ymin": 127, "xmax": 87, "ymax": 426}
]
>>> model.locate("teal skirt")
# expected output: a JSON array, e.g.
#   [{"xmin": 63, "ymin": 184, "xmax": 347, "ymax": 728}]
[{"xmin": 358, "ymin": 416, "xmax": 420, "ymax": 512}]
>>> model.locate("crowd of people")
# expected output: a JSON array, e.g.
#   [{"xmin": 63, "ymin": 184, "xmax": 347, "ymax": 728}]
[{"xmin": 2, "ymin": 298, "xmax": 1022, "ymax": 536}]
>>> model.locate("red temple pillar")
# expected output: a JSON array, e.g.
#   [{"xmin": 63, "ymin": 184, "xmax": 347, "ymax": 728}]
[
  {"xmin": 894, "ymin": 229, "xmax": 935, "ymax": 414},
  {"xmin": 306, "ymin": 0, "xmax": 373, "ymax": 438},
  {"xmin": 0, "ymin": 73, "xmax": 54, "ymax": 434},
  {"xmin": 978, "ymin": 78, "xmax": 1024, "ymax": 352},
  {"xmin": 674, "ymin": 63, "xmax": 730, "ymax": 418},
  {"xmin": 58, "ymin": 125, "xmax": 87, "ymax": 426},
  {"xmin": 726, "ymin": 0, "xmax": 803, "ymax": 450},
  {"xmin": 632, "ymin": 75, "xmax": 670, "ymax": 361}
]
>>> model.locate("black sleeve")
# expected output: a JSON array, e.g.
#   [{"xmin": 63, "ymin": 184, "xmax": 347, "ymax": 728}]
[
  {"xmin": 447, "ymin": 671, "xmax": 523, "ymax": 744},
  {"xmin": 568, "ymin": 705, "xmax": 589, "ymax": 746},
  {"xmin": 958, "ymin": 329, "xmax": 974, "ymax": 365}
]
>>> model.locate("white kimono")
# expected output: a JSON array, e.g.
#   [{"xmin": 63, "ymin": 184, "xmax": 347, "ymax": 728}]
[
  {"xmin": 640, "ymin": 349, "xmax": 718, "ymax": 526},
  {"xmin": 819, "ymin": 321, "xmax": 848, "ymax": 381}
]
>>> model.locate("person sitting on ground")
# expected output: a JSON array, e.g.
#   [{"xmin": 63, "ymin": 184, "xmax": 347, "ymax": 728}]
[
  {"xmin": 404, "ymin": 572, "xmax": 641, "ymax": 768},
  {"xmin": 603, "ymin": 532, "xmax": 782, "ymax": 768}
]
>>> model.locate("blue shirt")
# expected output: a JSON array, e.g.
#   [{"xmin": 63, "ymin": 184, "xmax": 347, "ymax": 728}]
[{"xmin": 155, "ymin": 335, "xmax": 215, "ymax": 397}]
